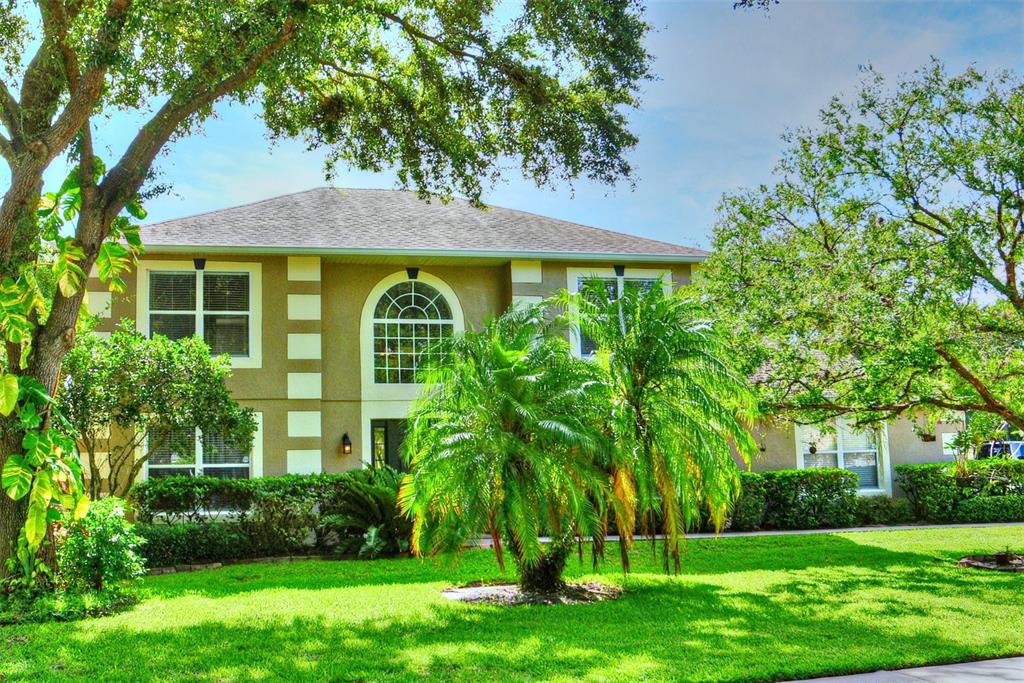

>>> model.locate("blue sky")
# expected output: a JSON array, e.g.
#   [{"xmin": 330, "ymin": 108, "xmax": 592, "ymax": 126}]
[{"xmin": 26, "ymin": 0, "xmax": 1024, "ymax": 249}]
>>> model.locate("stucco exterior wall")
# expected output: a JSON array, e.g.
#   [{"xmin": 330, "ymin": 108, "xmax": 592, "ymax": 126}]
[{"xmin": 88, "ymin": 252, "xmax": 697, "ymax": 481}]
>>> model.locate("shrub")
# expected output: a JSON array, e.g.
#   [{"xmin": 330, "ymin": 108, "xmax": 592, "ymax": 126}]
[
  {"xmin": 58, "ymin": 497, "xmax": 145, "ymax": 591},
  {"xmin": 129, "ymin": 476, "xmax": 257, "ymax": 523},
  {"xmin": 0, "ymin": 587, "xmax": 136, "ymax": 625},
  {"xmin": 322, "ymin": 466, "xmax": 412, "ymax": 557},
  {"xmin": 136, "ymin": 522, "xmax": 252, "ymax": 567},
  {"xmin": 240, "ymin": 496, "xmax": 317, "ymax": 556},
  {"xmin": 728, "ymin": 472, "xmax": 766, "ymax": 531},
  {"xmin": 854, "ymin": 494, "xmax": 914, "ymax": 526},
  {"xmin": 895, "ymin": 463, "xmax": 961, "ymax": 521},
  {"xmin": 761, "ymin": 469, "xmax": 858, "ymax": 530},
  {"xmin": 129, "ymin": 473, "xmax": 357, "ymax": 525},
  {"xmin": 954, "ymin": 495, "xmax": 1024, "ymax": 523}
]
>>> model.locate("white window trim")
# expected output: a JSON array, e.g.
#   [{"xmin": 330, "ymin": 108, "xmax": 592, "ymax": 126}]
[
  {"xmin": 359, "ymin": 271, "xmax": 465, "ymax": 404},
  {"xmin": 794, "ymin": 419, "xmax": 891, "ymax": 496},
  {"xmin": 143, "ymin": 412, "xmax": 263, "ymax": 481},
  {"xmin": 565, "ymin": 267, "xmax": 673, "ymax": 358},
  {"xmin": 136, "ymin": 260, "xmax": 263, "ymax": 369}
]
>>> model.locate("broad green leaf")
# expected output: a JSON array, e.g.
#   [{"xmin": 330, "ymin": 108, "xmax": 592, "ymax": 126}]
[
  {"xmin": 24, "ymin": 501, "xmax": 48, "ymax": 549},
  {"xmin": 2, "ymin": 455, "xmax": 32, "ymax": 499},
  {"xmin": 73, "ymin": 495, "xmax": 90, "ymax": 520},
  {"xmin": 0, "ymin": 374, "xmax": 17, "ymax": 415},
  {"xmin": 125, "ymin": 198, "xmax": 148, "ymax": 220}
]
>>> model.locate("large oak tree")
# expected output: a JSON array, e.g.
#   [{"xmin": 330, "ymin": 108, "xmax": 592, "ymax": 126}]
[
  {"xmin": 702, "ymin": 62, "xmax": 1024, "ymax": 436},
  {"xmin": 0, "ymin": 0, "xmax": 653, "ymax": 572}
]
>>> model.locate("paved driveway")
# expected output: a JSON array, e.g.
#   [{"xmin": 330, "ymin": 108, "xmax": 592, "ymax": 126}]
[{"xmin": 796, "ymin": 657, "xmax": 1024, "ymax": 682}]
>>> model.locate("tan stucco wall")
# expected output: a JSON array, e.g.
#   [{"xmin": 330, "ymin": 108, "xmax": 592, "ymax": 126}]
[{"xmin": 89, "ymin": 253, "xmax": 699, "ymax": 479}]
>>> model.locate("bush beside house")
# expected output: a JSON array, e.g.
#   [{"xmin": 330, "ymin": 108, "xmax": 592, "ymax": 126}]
[
  {"xmin": 129, "ymin": 468, "xmax": 409, "ymax": 567},
  {"xmin": 895, "ymin": 460, "xmax": 1024, "ymax": 522}
]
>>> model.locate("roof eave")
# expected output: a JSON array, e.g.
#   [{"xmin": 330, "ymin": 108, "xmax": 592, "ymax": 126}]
[{"xmin": 139, "ymin": 244, "xmax": 709, "ymax": 263}]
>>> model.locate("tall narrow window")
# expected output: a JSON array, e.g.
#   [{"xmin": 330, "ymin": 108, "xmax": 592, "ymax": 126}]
[
  {"xmin": 797, "ymin": 419, "xmax": 881, "ymax": 489},
  {"xmin": 372, "ymin": 281, "xmax": 454, "ymax": 384},
  {"xmin": 148, "ymin": 270, "xmax": 252, "ymax": 357}
]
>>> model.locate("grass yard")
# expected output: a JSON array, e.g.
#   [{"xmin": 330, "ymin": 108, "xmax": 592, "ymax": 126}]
[{"xmin": 3, "ymin": 526, "xmax": 1024, "ymax": 682}]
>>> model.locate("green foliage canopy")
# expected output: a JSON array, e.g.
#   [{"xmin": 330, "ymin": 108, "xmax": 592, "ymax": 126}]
[{"xmin": 702, "ymin": 62, "xmax": 1024, "ymax": 432}]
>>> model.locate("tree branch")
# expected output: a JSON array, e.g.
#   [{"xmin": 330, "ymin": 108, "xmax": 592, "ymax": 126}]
[{"xmin": 935, "ymin": 345, "xmax": 1024, "ymax": 432}]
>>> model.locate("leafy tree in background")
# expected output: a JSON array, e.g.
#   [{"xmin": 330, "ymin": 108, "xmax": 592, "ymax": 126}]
[
  {"xmin": 558, "ymin": 282, "xmax": 759, "ymax": 572},
  {"xmin": 0, "ymin": 0, "xmax": 653, "ymax": 572},
  {"xmin": 60, "ymin": 324, "xmax": 257, "ymax": 499},
  {"xmin": 701, "ymin": 62, "xmax": 1024, "ymax": 435},
  {"xmin": 401, "ymin": 306, "xmax": 607, "ymax": 592}
]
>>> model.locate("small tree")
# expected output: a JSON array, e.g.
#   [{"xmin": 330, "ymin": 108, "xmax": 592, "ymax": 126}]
[
  {"xmin": 558, "ymin": 282, "xmax": 760, "ymax": 572},
  {"xmin": 59, "ymin": 324, "xmax": 256, "ymax": 498},
  {"xmin": 400, "ymin": 306, "xmax": 607, "ymax": 592}
]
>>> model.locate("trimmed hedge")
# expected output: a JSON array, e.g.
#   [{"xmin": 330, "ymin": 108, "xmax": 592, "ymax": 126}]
[
  {"xmin": 129, "ymin": 473, "xmax": 357, "ymax": 524},
  {"xmin": 136, "ymin": 522, "xmax": 253, "ymax": 567},
  {"xmin": 130, "ymin": 469, "xmax": 409, "ymax": 567},
  {"xmin": 896, "ymin": 460, "xmax": 1024, "ymax": 522},
  {"xmin": 728, "ymin": 471, "xmax": 767, "ymax": 531},
  {"xmin": 853, "ymin": 494, "xmax": 914, "ymax": 526},
  {"xmin": 761, "ymin": 468, "xmax": 858, "ymax": 530},
  {"xmin": 954, "ymin": 495, "xmax": 1024, "ymax": 523}
]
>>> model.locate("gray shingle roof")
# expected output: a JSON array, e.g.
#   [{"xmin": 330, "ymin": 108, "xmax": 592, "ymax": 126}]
[{"xmin": 141, "ymin": 188, "xmax": 706, "ymax": 261}]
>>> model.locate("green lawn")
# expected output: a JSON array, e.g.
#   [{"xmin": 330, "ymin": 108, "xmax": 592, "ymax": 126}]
[{"xmin": 3, "ymin": 526, "xmax": 1024, "ymax": 682}]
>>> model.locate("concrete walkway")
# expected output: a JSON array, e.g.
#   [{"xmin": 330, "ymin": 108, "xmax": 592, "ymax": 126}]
[
  {"xmin": 472, "ymin": 521, "xmax": 1024, "ymax": 546},
  {"xmin": 795, "ymin": 656, "xmax": 1024, "ymax": 682}
]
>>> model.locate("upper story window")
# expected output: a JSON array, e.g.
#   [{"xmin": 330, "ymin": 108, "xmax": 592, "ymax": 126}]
[
  {"xmin": 796, "ymin": 418, "xmax": 882, "ymax": 489},
  {"xmin": 372, "ymin": 281, "xmax": 454, "ymax": 384},
  {"xmin": 574, "ymin": 272, "xmax": 663, "ymax": 356},
  {"xmin": 149, "ymin": 271, "xmax": 251, "ymax": 357}
]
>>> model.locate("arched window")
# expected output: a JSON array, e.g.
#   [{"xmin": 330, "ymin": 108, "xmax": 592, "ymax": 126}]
[{"xmin": 372, "ymin": 281, "xmax": 454, "ymax": 383}]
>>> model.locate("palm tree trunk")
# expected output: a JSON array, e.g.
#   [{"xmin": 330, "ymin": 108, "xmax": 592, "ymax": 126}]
[{"xmin": 515, "ymin": 538, "xmax": 570, "ymax": 593}]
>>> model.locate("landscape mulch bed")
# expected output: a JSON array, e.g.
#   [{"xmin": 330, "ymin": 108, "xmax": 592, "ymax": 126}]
[{"xmin": 442, "ymin": 580, "xmax": 622, "ymax": 606}]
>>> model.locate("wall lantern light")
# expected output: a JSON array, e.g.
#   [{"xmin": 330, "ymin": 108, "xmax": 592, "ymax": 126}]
[
  {"xmin": 808, "ymin": 444, "xmax": 817, "ymax": 455},
  {"xmin": 341, "ymin": 433, "xmax": 353, "ymax": 456},
  {"xmin": 193, "ymin": 258, "xmax": 207, "ymax": 271}
]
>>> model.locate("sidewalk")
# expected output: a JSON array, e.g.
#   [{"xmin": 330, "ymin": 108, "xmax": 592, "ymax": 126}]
[
  {"xmin": 472, "ymin": 521, "xmax": 1024, "ymax": 546},
  {"xmin": 795, "ymin": 656, "xmax": 1024, "ymax": 682}
]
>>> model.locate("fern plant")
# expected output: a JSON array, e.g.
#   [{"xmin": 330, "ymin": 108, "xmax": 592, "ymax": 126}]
[{"xmin": 322, "ymin": 466, "xmax": 411, "ymax": 557}]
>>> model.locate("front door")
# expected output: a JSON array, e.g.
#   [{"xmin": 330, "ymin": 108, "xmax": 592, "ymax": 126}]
[{"xmin": 370, "ymin": 419, "xmax": 408, "ymax": 471}]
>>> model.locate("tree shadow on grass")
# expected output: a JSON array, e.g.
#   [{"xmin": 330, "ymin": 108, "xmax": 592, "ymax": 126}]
[
  {"xmin": 145, "ymin": 533, "xmax": 939, "ymax": 600},
  {"xmin": 11, "ymin": 573, "xmax": 1023, "ymax": 683},
  {"xmin": 5, "ymin": 534, "xmax": 1023, "ymax": 682}
]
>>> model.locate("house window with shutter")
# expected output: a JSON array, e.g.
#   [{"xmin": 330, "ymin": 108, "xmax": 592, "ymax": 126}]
[
  {"xmin": 795, "ymin": 419, "xmax": 882, "ymax": 490},
  {"xmin": 148, "ymin": 270, "xmax": 252, "ymax": 357}
]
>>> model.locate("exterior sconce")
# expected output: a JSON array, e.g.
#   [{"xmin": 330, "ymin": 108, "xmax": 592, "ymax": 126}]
[
  {"xmin": 406, "ymin": 267, "xmax": 419, "ymax": 280},
  {"xmin": 613, "ymin": 264, "xmax": 625, "ymax": 277},
  {"xmin": 341, "ymin": 433, "xmax": 352, "ymax": 456},
  {"xmin": 808, "ymin": 444, "xmax": 817, "ymax": 455}
]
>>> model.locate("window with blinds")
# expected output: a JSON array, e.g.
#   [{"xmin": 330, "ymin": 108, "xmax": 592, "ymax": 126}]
[
  {"xmin": 796, "ymin": 419, "xmax": 881, "ymax": 489},
  {"xmin": 147, "ymin": 426, "xmax": 251, "ymax": 479},
  {"xmin": 575, "ymin": 275, "xmax": 660, "ymax": 356},
  {"xmin": 148, "ymin": 270, "xmax": 251, "ymax": 356}
]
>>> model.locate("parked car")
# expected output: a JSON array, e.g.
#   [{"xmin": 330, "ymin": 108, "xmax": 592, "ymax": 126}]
[{"xmin": 978, "ymin": 440, "xmax": 1024, "ymax": 459}]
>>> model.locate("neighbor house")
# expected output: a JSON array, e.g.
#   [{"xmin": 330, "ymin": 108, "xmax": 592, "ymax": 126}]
[{"xmin": 84, "ymin": 187, "xmax": 959, "ymax": 495}]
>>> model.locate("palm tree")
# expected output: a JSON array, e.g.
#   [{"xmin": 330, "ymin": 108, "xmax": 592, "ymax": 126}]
[
  {"xmin": 558, "ymin": 280, "xmax": 759, "ymax": 573},
  {"xmin": 399, "ymin": 305, "xmax": 607, "ymax": 592}
]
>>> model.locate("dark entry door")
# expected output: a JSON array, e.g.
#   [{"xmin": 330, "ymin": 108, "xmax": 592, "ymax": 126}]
[{"xmin": 370, "ymin": 419, "xmax": 408, "ymax": 471}]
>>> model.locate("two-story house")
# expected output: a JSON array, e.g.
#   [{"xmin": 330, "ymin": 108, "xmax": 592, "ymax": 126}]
[{"xmin": 84, "ymin": 187, "xmax": 958, "ymax": 495}]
